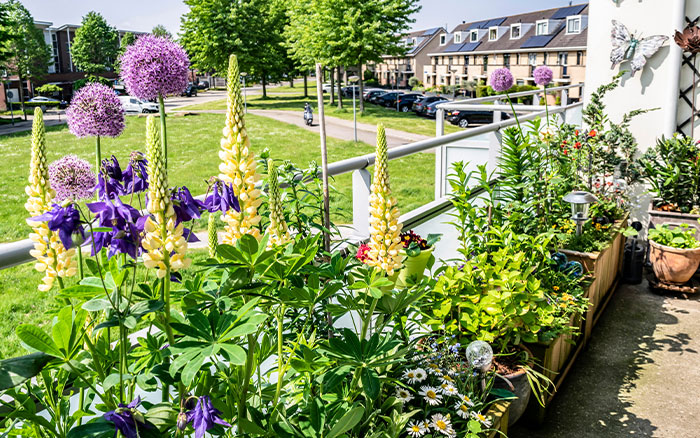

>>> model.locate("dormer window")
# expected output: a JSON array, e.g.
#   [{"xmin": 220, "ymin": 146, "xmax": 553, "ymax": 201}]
[
  {"xmin": 470, "ymin": 30, "xmax": 478, "ymax": 42},
  {"xmin": 440, "ymin": 34, "xmax": 447, "ymax": 45},
  {"xmin": 511, "ymin": 24, "xmax": 521, "ymax": 39},
  {"xmin": 454, "ymin": 33, "xmax": 462, "ymax": 44},
  {"xmin": 488, "ymin": 27, "xmax": 498, "ymax": 41},
  {"xmin": 566, "ymin": 16, "xmax": 582, "ymax": 34},
  {"xmin": 536, "ymin": 20, "xmax": 548, "ymax": 36}
]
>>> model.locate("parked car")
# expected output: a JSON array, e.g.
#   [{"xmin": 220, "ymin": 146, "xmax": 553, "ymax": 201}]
[
  {"xmin": 341, "ymin": 86, "xmax": 360, "ymax": 98},
  {"xmin": 322, "ymin": 84, "xmax": 333, "ymax": 93},
  {"xmin": 28, "ymin": 96, "xmax": 68, "ymax": 109},
  {"xmin": 413, "ymin": 96, "xmax": 448, "ymax": 115},
  {"xmin": 181, "ymin": 83, "xmax": 198, "ymax": 97},
  {"xmin": 118, "ymin": 96, "xmax": 159, "ymax": 113},
  {"xmin": 375, "ymin": 91, "xmax": 403, "ymax": 107},
  {"xmin": 396, "ymin": 93, "xmax": 424, "ymax": 112},
  {"xmin": 362, "ymin": 88, "xmax": 381, "ymax": 98},
  {"xmin": 424, "ymin": 100, "xmax": 448, "ymax": 119},
  {"xmin": 196, "ymin": 80, "xmax": 210, "ymax": 90},
  {"xmin": 446, "ymin": 109, "xmax": 510, "ymax": 128},
  {"xmin": 366, "ymin": 90, "xmax": 387, "ymax": 103}
]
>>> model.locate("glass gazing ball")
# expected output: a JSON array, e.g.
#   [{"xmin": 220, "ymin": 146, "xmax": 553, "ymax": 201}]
[{"xmin": 466, "ymin": 340, "xmax": 493, "ymax": 372}]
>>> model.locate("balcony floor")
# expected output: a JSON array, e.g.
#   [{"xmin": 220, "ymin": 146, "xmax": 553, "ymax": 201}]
[{"xmin": 510, "ymin": 279, "xmax": 700, "ymax": 438}]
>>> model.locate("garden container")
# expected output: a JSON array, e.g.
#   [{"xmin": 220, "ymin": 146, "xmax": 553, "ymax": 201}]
[
  {"xmin": 648, "ymin": 201, "xmax": 700, "ymax": 238},
  {"xmin": 648, "ymin": 240, "xmax": 700, "ymax": 284},
  {"xmin": 395, "ymin": 247, "xmax": 433, "ymax": 288},
  {"xmin": 493, "ymin": 345, "xmax": 533, "ymax": 426},
  {"xmin": 486, "ymin": 401, "xmax": 511, "ymax": 437}
]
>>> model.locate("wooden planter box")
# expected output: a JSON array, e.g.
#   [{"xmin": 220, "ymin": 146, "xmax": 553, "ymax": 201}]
[{"xmin": 487, "ymin": 401, "xmax": 511, "ymax": 437}]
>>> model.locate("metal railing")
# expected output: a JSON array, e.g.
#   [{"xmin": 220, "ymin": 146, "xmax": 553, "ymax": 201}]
[{"xmin": 0, "ymin": 84, "xmax": 585, "ymax": 270}]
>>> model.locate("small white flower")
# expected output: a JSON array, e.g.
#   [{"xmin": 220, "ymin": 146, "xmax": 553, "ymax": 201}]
[
  {"xmin": 471, "ymin": 411, "xmax": 492, "ymax": 428},
  {"xmin": 459, "ymin": 394, "xmax": 475, "ymax": 407},
  {"xmin": 395, "ymin": 387, "xmax": 413, "ymax": 403},
  {"xmin": 441, "ymin": 384, "xmax": 459, "ymax": 397},
  {"xmin": 403, "ymin": 369, "xmax": 418, "ymax": 384},
  {"xmin": 406, "ymin": 420, "xmax": 427, "ymax": 437},
  {"xmin": 430, "ymin": 413, "xmax": 455, "ymax": 437},
  {"xmin": 454, "ymin": 401, "xmax": 471, "ymax": 419},
  {"xmin": 440, "ymin": 374, "xmax": 455, "ymax": 385},
  {"xmin": 414, "ymin": 368, "xmax": 427, "ymax": 382},
  {"xmin": 419, "ymin": 386, "xmax": 443, "ymax": 406}
]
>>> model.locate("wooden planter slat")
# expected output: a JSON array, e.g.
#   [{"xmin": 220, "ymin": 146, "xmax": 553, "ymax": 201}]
[{"xmin": 487, "ymin": 401, "xmax": 511, "ymax": 437}]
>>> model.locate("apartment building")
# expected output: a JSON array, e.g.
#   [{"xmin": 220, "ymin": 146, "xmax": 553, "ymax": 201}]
[
  {"xmin": 424, "ymin": 4, "xmax": 588, "ymax": 99},
  {"xmin": 369, "ymin": 27, "xmax": 445, "ymax": 88}
]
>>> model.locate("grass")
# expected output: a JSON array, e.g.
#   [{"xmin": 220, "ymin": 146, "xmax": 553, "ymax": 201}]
[{"xmin": 177, "ymin": 93, "xmax": 461, "ymax": 137}]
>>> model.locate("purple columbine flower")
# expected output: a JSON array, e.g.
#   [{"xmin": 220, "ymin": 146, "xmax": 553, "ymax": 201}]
[
  {"xmin": 32, "ymin": 204, "xmax": 84, "ymax": 249},
  {"xmin": 49, "ymin": 155, "xmax": 96, "ymax": 202},
  {"xmin": 533, "ymin": 65, "xmax": 554, "ymax": 87},
  {"xmin": 66, "ymin": 83, "xmax": 125, "ymax": 138},
  {"xmin": 103, "ymin": 397, "xmax": 149, "ymax": 438},
  {"xmin": 87, "ymin": 198, "xmax": 143, "ymax": 259},
  {"xmin": 490, "ymin": 68, "xmax": 514, "ymax": 92},
  {"xmin": 122, "ymin": 151, "xmax": 149, "ymax": 194},
  {"xmin": 203, "ymin": 179, "xmax": 240, "ymax": 213},
  {"xmin": 186, "ymin": 396, "xmax": 231, "ymax": 438},
  {"xmin": 172, "ymin": 186, "xmax": 205, "ymax": 225},
  {"xmin": 119, "ymin": 34, "xmax": 190, "ymax": 101},
  {"xmin": 96, "ymin": 156, "xmax": 125, "ymax": 200}
]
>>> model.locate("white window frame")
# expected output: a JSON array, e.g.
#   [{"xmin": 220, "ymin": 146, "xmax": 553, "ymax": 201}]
[
  {"xmin": 528, "ymin": 52, "xmax": 537, "ymax": 66},
  {"xmin": 470, "ymin": 30, "xmax": 478, "ymax": 42},
  {"xmin": 536, "ymin": 20, "xmax": 548, "ymax": 36},
  {"xmin": 566, "ymin": 16, "xmax": 582, "ymax": 35},
  {"xmin": 454, "ymin": 33, "xmax": 462, "ymax": 44},
  {"xmin": 439, "ymin": 34, "xmax": 447, "ymax": 45},
  {"xmin": 488, "ymin": 26, "xmax": 498, "ymax": 41},
  {"xmin": 510, "ymin": 24, "xmax": 521, "ymax": 39}
]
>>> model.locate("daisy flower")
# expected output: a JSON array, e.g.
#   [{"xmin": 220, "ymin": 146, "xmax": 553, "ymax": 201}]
[
  {"xmin": 414, "ymin": 368, "xmax": 427, "ymax": 382},
  {"xmin": 403, "ymin": 369, "xmax": 418, "ymax": 383},
  {"xmin": 454, "ymin": 401, "xmax": 471, "ymax": 419},
  {"xmin": 441, "ymin": 385, "xmax": 459, "ymax": 397},
  {"xmin": 406, "ymin": 420, "xmax": 427, "ymax": 438},
  {"xmin": 430, "ymin": 413, "xmax": 455, "ymax": 437},
  {"xmin": 395, "ymin": 387, "xmax": 413, "ymax": 403},
  {"xmin": 471, "ymin": 411, "xmax": 492, "ymax": 428},
  {"xmin": 419, "ymin": 386, "xmax": 443, "ymax": 406},
  {"xmin": 440, "ymin": 374, "xmax": 455, "ymax": 385},
  {"xmin": 459, "ymin": 394, "xmax": 475, "ymax": 407}
]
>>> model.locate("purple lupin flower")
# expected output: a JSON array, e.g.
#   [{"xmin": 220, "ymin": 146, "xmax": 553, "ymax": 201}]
[
  {"xmin": 171, "ymin": 186, "xmax": 205, "ymax": 225},
  {"xmin": 122, "ymin": 151, "xmax": 149, "ymax": 194},
  {"xmin": 203, "ymin": 179, "xmax": 240, "ymax": 213},
  {"xmin": 119, "ymin": 34, "xmax": 190, "ymax": 101},
  {"xmin": 186, "ymin": 396, "xmax": 231, "ymax": 438},
  {"xmin": 49, "ymin": 155, "xmax": 96, "ymax": 202},
  {"xmin": 66, "ymin": 83, "xmax": 125, "ymax": 138},
  {"xmin": 32, "ymin": 204, "xmax": 84, "ymax": 249},
  {"xmin": 533, "ymin": 65, "xmax": 554, "ymax": 86},
  {"xmin": 87, "ymin": 197, "xmax": 143, "ymax": 259},
  {"xmin": 103, "ymin": 397, "xmax": 149, "ymax": 438},
  {"xmin": 489, "ymin": 68, "xmax": 514, "ymax": 92},
  {"xmin": 96, "ymin": 155, "xmax": 125, "ymax": 200}
]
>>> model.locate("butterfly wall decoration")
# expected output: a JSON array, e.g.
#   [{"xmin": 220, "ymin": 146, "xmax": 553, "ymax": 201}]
[{"xmin": 610, "ymin": 20, "xmax": 669, "ymax": 76}]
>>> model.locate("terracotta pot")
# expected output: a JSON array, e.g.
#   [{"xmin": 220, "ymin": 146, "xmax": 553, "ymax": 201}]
[
  {"xmin": 395, "ymin": 247, "xmax": 434, "ymax": 287},
  {"xmin": 649, "ymin": 240, "xmax": 700, "ymax": 284}
]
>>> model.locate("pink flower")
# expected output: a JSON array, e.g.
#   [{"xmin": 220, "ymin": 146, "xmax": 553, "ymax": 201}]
[
  {"xmin": 533, "ymin": 65, "xmax": 554, "ymax": 86},
  {"xmin": 49, "ymin": 155, "xmax": 95, "ymax": 202},
  {"xmin": 356, "ymin": 244, "xmax": 371, "ymax": 263},
  {"xmin": 489, "ymin": 68, "xmax": 514, "ymax": 92},
  {"xmin": 66, "ymin": 83, "xmax": 124, "ymax": 138}
]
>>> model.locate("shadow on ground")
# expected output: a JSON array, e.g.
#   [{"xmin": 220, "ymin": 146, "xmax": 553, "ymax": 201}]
[{"xmin": 509, "ymin": 279, "xmax": 699, "ymax": 438}]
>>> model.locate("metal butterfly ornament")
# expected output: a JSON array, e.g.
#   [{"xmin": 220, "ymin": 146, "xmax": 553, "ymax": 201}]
[{"xmin": 610, "ymin": 20, "xmax": 669, "ymax": 76}]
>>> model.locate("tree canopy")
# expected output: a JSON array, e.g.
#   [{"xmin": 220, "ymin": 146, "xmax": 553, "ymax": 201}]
[
  {"xmin": 152, "ymin": 24, "xmax": 172, "ymax": 39},
  {"xmin": 0, "ymin": 2, "xmax": 13, "ymax": 67},
  {"xmin": 71, "ymin": 11, "xmax": 119, "ymax": 74}
]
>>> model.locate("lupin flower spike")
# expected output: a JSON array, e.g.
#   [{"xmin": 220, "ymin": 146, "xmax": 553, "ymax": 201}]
[
  {"xmin": 141, "ymin": 116, "xmax": 190, "ymax": 278},
  {"xmin": 366, "ymin": 124, "xmax": 403, "ymax": 275},
  {"xmin": 207, "ymin": 213, "xmax": 218, "ymax": 258},
  {"xmin": 265, "ymin": 159, "xmax": 291, "ymax": 248},
  {"xmin": 25, "ymin": 108, "xmax": 76, "ymax": 291},
  {"xmin": 218, "ymin": 54, "xmax": 262, "ymax": 244}
]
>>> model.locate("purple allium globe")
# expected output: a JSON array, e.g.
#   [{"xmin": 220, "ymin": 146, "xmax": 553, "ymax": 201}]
[
  {"xmin": 66, "ymin": 83, "xmax": 125, "ymax": 138},
  {"xmin": 49, "ymin": 155, "xmax": 95, "ymax": 202},
  {"xmin": 119, "ymin": 34, "xmax": 190, "ymax": 100},
  {"xmin": 489, "ymin": 68, "xmax": 514, "ymax": 92},
  {"xmin": 533, "ymin": 65, "xmax": 554, "ymax": 86}
]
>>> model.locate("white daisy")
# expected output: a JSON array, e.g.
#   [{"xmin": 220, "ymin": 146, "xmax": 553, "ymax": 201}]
[
  {"xmin": 414, "ymin": 368, "xmax": 427, "ymax": 382},
  {"xmin": 419, "ymin": 386, "xmax": 443, "ymax": 406},
  {"xmin": 440, "ymin": 374, "xmax": 455, "ymax": 385},
  {"xmin": 459, "ymin": 394, "xmax": 475, "ymax": 407},
  {"xmin": 441, "ymin": 384, "xmax": 459, "ymax": 397},
  {"xmin": 395, "ymin": 387, "xmax": 413, "ymax": 403},
  {"xmin": 454, "ymin": 401, "xmax": 471, "ymax": 419},
  {"xmin": 403, "ymin": 369, "xmax": 418, "ymax": 384},
  {"xmin": 430, "ymin": 413, "xmax": 455, "ymax": 437},
  {"xmin": 471, "ymin": 411, "xmax": 493, "ymax": 428},
  {"xmin": 406, "ymin": 420, "xmax": 427, "ymax": 437}
]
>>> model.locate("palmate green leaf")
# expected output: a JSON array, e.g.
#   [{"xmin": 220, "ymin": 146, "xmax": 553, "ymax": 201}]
[
  {"xmin": 16, "ymin": 325, "xmax": 61, "ymax": 358},
  {"xmin": 0, "ymin": 352, "xmax": 50, "ymax": 390},
  {"xmin": 326, "ymin": 406, "xmax": 364, "ymax": 438},
  {"xmin": 181, "ymin": 345, "xmax": 216, "ymax": 386},
  {"xmin": 322, "ymin": 365, "xmax": 352, "ymax": 391},
  {"xmin": 219, "ymin": 343, "xmax": 247, "ymax": 365},
  {"xmin": 361, "ymin": 368, "xmax": 380, "ymax": 400},
  {"xmin": 82, "ymin": 298, "xmax": 112, "ymax": 312},
  {"xmin": 146, "ymin": 403, "xmax": 178, "ymax": 432}
]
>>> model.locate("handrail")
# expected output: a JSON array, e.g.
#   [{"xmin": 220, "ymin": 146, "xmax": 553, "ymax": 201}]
[{"xmin": 439, "ymin": 83, "xmax": 584, "ymax": 107}]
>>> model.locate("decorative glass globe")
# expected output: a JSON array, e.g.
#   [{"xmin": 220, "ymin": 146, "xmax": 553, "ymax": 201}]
[{"xmin": 466, "ymin": 340, "xmax": 493, "ymax": 372}]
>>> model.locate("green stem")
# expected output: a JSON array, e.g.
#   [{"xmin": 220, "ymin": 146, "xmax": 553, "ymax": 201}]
[
  {"xmin": 543, "ymin": 86, "xmax": 550, "ymax": 127},
  {"xmin": 158, "ymin": 94, "xmax": 168, "ymax": 170},
  {"xmin": 95, "ymin": 135, "xmax": 101, "ymax": 179},
  {"xmin": 77, "ymin": 242, "xmax": 84, "ymax": 279},
  {"xmin": 504, "ymin": 92, "xmax": 524, "ymax": 142},
  {"xmin": 273, "ymin": 305, "xmax": 286, "ymax": 407},
  {"xmin": 360, "ymin": 297, "xmax": 378, "ymax": 341},
  {"xmin": 238, "ymin": 333, "xmax": 257, "ymax": 429}
]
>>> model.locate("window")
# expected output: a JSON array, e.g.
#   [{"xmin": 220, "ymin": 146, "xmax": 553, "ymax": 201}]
[
  {"xmin": 536, "ymin": 20, "xmax": 548, "ymax": 36},
  {"xmin": 516, "ymin": 53, "xmax": 521, "ymax": 65},
  {"xmin": 489, "ymin": 27, "xmax": 498, "ymax": 41},
  {"xmin": 576, "ymin": 50, "xmax": 583, "ymax": 65},
  {"xmin": 511, "ymin": 24, "xmax": 521, "ymax": 39},
  {"xmin": 464, "ymin": 55, "xmax": 470, "ymax": 65},
  {"xmin": 558, "ymin": 52, "xmax": 568, "ymax": 66},
  {"xmin": 448, "ymin": 56, "xmax": 453, "ymax": 65},
  {"xmin": 470, "ymin": 30, "xmax": 478, "ymax": 42},
  {"xmin": 454, "ymin": 33, "xmax": 462, "ymax": 44},
  {"xmin": 528, "ymin": 53, "xmax": 537, "ymax": 65},
  {"xmin": 483, "ymin": 55, "xmax": 489, "ymax": 68},
  {"xmin": 440, "ymin": 34, "xmax": 446, "ymax": 45},
  {"xmin": 567, "ymin": 16, "xmax": 582, "ymax": 34},
  {"xmin": 543, "ymin": 53, "xmax": 548, "ymax": 65},
  {"xmin": 503, "ymin": 54, "xmax": 511, "ymax": 68}
]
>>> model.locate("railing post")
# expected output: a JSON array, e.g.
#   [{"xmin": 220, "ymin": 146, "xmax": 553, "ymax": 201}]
[
  {"xmin": 561, "ymin": 88, "xmax": 569, "ymax": 107},
  {"xmin": 352, "ymin": 168, "xmax": 372, "ymax": 239},
  {"xmin": 435, "ymin": 108, "xmax": 445, "ymax": 199}
]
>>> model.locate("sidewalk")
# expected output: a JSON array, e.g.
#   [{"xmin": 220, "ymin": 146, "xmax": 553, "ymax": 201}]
[{"xmin": 0, "ymin": 111, "xmax": 67, "ymax": 135}]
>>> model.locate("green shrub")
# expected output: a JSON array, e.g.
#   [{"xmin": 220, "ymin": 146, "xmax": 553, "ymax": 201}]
[
  {"xmin": 364, "ymin": 78, "xmax": 379, "ymax": 87},
  {"xmin": 648, "ymin": 224, "xmax": 700, "ymax": 249},
  {"xmin": 35, "ymin": 83, "xmax": 62, "ymax": 96},
  {"xmin": 408, "ymin": 76, "xmax": 421, "ymax": 88}
]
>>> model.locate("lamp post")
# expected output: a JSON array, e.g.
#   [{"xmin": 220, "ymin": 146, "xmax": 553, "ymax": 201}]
[
  {"xmin": 394, "ymin": 69, "xmax": 400, "ymax": 112},
  {"xmin": 348, "ymin": 75, "xmax": 359, "ymax": 142},
  {"xmin": 240, "ymin": 72, "xmax": 248, "ymax": 114},
  {"xmin": 563, "ymin": 191, "xmax": 598, "ymax": 236}
]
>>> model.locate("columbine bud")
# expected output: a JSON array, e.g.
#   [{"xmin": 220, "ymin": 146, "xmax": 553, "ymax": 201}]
[{"xmin": 177, "ymin": 411, "xmax": 188, "ymax": 430}]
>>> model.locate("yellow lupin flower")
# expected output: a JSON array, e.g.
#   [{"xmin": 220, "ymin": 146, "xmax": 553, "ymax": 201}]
[
  {"xmin": 25, "ymin": 108, "xmax": 76, "ymax": 291},
  {"xmin": 141, "ymin": 116, "xmax": 190, "ymax": 278},
  {"xmin": 265, "ymin": 159, "xmax": 291, "ymax": 248},
  {"xmin": 366, "ymin": 124, "xmax": 403, "ymax": 275},
  {"xmin": 218, "ymin": 54, "xmax": 262, "ymax": 244}
]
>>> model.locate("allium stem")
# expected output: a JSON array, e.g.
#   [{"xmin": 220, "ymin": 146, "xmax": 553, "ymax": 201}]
[
  {"xmin": 77, "ymin": 243, "xmax": 84, "ymax": 279},
  {"xmin": 95, "ymin": 135, "xmax": 101, "ymax": 181},
  {"xmin": 158, "ymin": 94, "xmax": 168, "ymax": 170},
  {"xmin": 505, "ymin": 92, "xmax": 524, "ymax": 141}
]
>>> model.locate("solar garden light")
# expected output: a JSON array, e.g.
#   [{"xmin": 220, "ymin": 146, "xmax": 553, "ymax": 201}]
[
  {"xmin": 564, "ymin": 190, "xmax": 598, "ymax": 236},
  {"xmin": 466, "ymin": 340, "xmax": 493, "ymax": 373}
]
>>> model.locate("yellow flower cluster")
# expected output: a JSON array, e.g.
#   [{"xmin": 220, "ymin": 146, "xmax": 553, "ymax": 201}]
[
  {"xmin": 25, "ymin": 108, "xmax": 75, "ymax": 291},
  {"xmin": 207, "ymin": 213, "xmax": 218, "ymax": 258},
  {"xmin": 218, "ymin": 54, "xmax": 262, "ymax": 244},
  {"xmin": 366, "ymin": 124, "xmax": 403, "ymax": 275},
  {"xmin": 141, "ymin": 116, "xmax": 190, "ymax": 278},
  {"xmin": 265, "ymin": 159, "xmax": 291, "ymax": 248}
]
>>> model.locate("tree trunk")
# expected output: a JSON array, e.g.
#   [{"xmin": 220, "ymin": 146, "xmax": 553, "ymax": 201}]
[
  {"xmin": 303, "ymin": 74, "xmax": 308, "ymax": 98},
  {"xmin": 336, "ymin": 66, "xmax": 343, "ymax": 110},
  {"xmin": 18, "ymin": 75, "xmax": 26, "ymax": 121},
  {"xmin": 330, "ymin": 67, "xmax": 335, "ymax": 105},
  {"xmin": 358, "ymin": 63, "xmax": 365, "ymax": 113},
  {"xmin": 262, "ymin": 70, "xmax": 267, "ymax": 98},
  {"xmin": 289, "ymin": 76, "xmax": 294, "ymax": 88}
]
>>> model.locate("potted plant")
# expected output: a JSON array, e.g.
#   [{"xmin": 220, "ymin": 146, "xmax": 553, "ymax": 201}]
[
  {"xmin": 648, "ymin": 223, "xmax": 700, "ymax": 283},
  {"xmin": 396, "ymin": 230, "xmax": 440, "ymax": 287}
]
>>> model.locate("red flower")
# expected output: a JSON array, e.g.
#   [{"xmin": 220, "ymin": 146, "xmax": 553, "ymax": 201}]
[
  {"xmin": 588, "ymin": 129, "xmax": 597, "ymax": 138},
  {"xmin": 562, "ymin": 140, "xmax": 567, "ymax": 144},
  {"xmin": 574, "ymin": 141, "xmax": 581, "ymax": 149},
  {"xmin": 575, "ymin": 129, "xmax": 579, "ymax": 136},
  {"xmin": 356, "ymin": 244, "xmax": 371, "ymax": 263},
  {"xmin": 563, "ymin": 149, "xmax": 569, "ymax": 155}
]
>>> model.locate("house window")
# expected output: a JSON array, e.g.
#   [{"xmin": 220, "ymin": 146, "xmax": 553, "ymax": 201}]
[
  {"xmin": 543, "ymin": 53, "xmax": 548, "ymax": 65},
  {"xmin": 464, "ymin": 55, "xmax": 470, "ymax": 65},
  {"xmin": 483, "ymin": 55, "xmax": 489, "ymax": 68},
  {"xmin": 448, "ymin": 56, "xmax": 453, "ymax": 65},
  {"xmin": 576, "ymin": 50, "xmax": 583, "ymax": 65},
  {"xmin": 489, "ymin": 27, "xmax": 498, "ymax": 41},
  {"xmin": 558, "ymin": 52, "xmax": 568, "ymax": 66},
  {"xmin": 536, "ymin": 21, "xmax": 548, "ymax": 36},
  {"xmin": 511, "ymin": 24, "xmax": 521, "ymax": 39},
  {"xmin": 454, "ymin": 33, "xmax": 462, "ymax": 44},
  {"xmin": 470, "ymin": 30, "xmax": 478, "ymax": 42},
  {"xmin": 503, "ymin": 54, "xmax": 511, "ymax": 68},
  {"xmin": 528, "ymin": 53, "xmax": 537, "ymax": 65},
  {"xmin": 567, "ymin": 16, "xmax": 582, "ymax": 34},
  {"xmin": 440, "ymin": 34, "xmax": 446, "ymax": 45},
  {"xmin": 516, "ymin": 53, "xmax": 521, "ymax": 65}
]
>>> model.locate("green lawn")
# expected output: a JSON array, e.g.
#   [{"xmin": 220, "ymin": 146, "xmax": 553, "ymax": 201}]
[{"xmin": 177, "ymin": 93, "xmax": 461, "ymax": 137}]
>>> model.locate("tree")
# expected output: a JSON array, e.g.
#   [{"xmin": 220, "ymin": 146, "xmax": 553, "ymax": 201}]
[
  {"xmin": 115, "ymin": 31, "xmax": 136, "ymax": 73},
  {"xmin": 181, "ymin": 0, "xmax": 290, "ymax": 98},
  {"xmin": 152, "ymin": 24, "xmax": 172, "ymax": 39},
  {"xmin": 71, "ymin": 11, "xmax": 119, "ymax": 74},
  {"xmin": 1, "ymin": 0, "xmax": 51, "ymax": 119},
  {"xmin": 35, "ymin": 83, "xmax": 61, "ymax": 95},
  {"xmin": 0, "ymin": 3, "xmax": 13, "ymax": 67}
]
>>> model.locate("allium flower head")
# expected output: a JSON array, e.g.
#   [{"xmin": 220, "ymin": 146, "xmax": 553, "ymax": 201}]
[
  {"xmin": 66, "ymin": 83, "xmax": 125, "ymax": 138},
  {"xmin": 49, "ymin": 155, "xmax": 95, "ymax": 202},
  {"xmin": 533, "ymin": 65, "xmax": 554, "ymax": 86},
  {"xmin": 489, "ymin": 68, "xmax": 514, "ymax": 92},
  {"xmin": 119, "ymin": 34, "xmax": 190, "ymax": 100}
]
